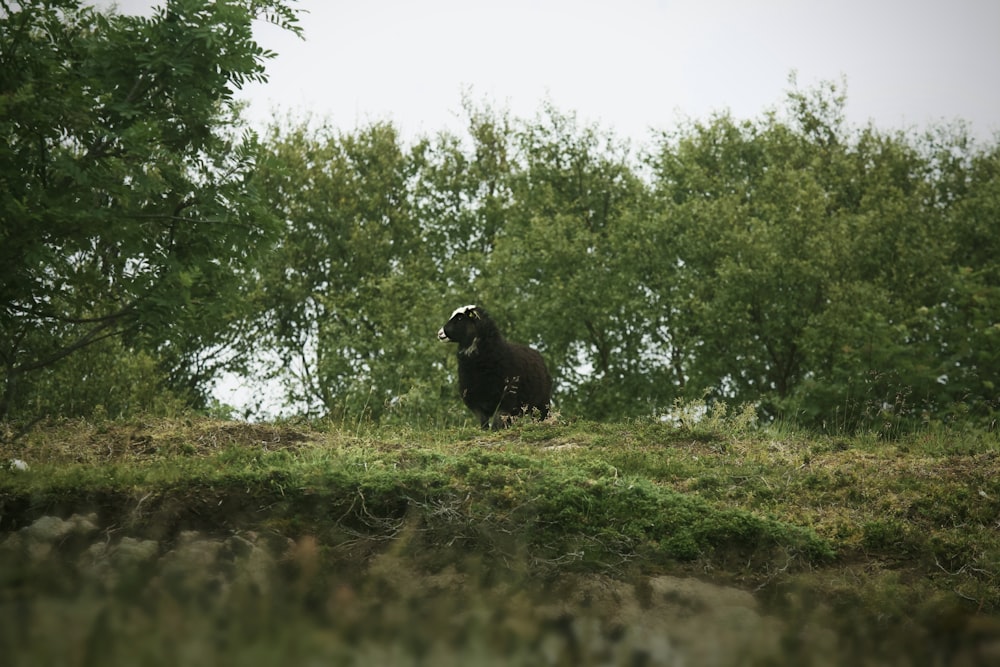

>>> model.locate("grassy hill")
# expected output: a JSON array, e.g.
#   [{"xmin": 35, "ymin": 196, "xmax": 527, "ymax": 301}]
[{"xmin": 1, "ymin": 413, "xmax": 998, "ymax": 665}]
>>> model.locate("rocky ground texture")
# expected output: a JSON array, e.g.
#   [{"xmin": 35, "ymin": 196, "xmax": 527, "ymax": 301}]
[{"xmin": 3, "ymin": 512, "xmax": 998, "ymax": 666}]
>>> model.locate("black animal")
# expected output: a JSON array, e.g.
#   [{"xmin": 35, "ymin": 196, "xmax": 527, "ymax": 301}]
[{"xmin": 437, "ymin": 305, "xmax": 552, "ymax": 429}]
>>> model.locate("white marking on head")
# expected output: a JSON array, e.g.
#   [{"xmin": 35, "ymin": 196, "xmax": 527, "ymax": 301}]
[{"xmin": 451, "ymin": 304, "xmax": 478, "ymax": 319}]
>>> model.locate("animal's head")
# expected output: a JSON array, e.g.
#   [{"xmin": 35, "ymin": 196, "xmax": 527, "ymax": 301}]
[{"xmin": 437, "ymin": 304, "xmax": 494, "ymax": 351}]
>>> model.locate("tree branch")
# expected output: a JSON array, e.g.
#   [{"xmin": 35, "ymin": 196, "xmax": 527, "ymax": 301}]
[{"xmin": 11, "ymin": 315, "xmax": 135, "ymax": 376}]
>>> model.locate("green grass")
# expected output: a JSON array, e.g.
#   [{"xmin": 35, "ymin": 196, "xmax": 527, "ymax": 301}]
[{"xmin": 2, "ymin": 414, "xmax": 999, "ymax": 665}]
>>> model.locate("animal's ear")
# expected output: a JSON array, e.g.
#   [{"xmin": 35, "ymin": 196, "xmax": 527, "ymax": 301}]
[{"xmin": 469, "ymin": 309, "xmax": 480, "ymax": 320}]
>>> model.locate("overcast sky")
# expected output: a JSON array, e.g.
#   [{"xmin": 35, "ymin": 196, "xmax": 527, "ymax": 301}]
[
  {"xmin": 104, "ymin": 0, "xmax": 1000, "ymax": 143},
  {"xmin": 100, "ymin": 0, "xmax": 997, "ymax": 416}
]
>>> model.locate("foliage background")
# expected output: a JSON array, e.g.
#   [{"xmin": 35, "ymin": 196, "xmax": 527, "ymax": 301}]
[
  {"xmin": 248, "ymin": 90, "xmax": 998, "ymax": 432},
  {"xmin": 2, "ymin": 1, "xmax": 997, "ymax": 433}
]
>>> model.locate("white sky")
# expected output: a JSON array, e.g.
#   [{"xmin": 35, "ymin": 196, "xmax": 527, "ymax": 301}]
[
  {"xmin": 103, "ymin": 0, "xmax": 1000, "ymax": 143},
  {"xmin": 98, "ymin": 0, "xmax": 998, "ymax": 417}
]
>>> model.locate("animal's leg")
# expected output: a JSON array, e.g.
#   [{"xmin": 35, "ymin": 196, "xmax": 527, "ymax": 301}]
[
  {"xmin": 489, "ymin": 413, "xmax": 503, "ymax": 430},
  {"xmin": 472, "ymin": 408, "xmax": 491, "ymax": 429}
]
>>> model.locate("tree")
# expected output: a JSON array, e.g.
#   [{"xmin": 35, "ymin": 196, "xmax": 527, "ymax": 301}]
[
  {"xmin": 251, "ymin": 105, "xmax": 527, "ymax": 424},
  {"xmin": 931, "ymin": 137, "xmax": 1000, "ymax": 426},
  {"xmin": 648, "ymin": 107, "xmax": 844, "ymax": 417},
  {"xmin": 0, "ymin": 0, "xmax": 300, "ymax": 420},
  {"xmin": 236, "ymin": 84, "xmax": 995, "ymax": 430},
  {"xmin": 251, "ymin": 121, "xmax": 448, "ymax": 421},
  {"xmin": 648, "ymin": 80, "xmax": 998, "ymax": 431},
  {"xmin": 483, "ymin": 105, "xmax": 655, "ymax": 418}
]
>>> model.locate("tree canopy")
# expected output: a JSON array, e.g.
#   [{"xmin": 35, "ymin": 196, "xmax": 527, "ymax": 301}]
[
  {"xmin": 246, "ymin": 90, "xmax": 998, "ymax": 432},
  {"xmin": 3, "ymin": 2, "xmax": 997, "ymax": 433},
  {"xmin": 0, "ymin": 0, "xmax": 300, "ymax": 420}
]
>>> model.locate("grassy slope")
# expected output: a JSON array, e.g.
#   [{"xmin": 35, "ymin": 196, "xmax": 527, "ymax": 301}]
[
  {"xmin": 1, "ymin": 414, "xmax": 999, "ymax": 664},
  {"xmin": 0, "ymin": 417, "xmax": 1000, "ymax": 665}
]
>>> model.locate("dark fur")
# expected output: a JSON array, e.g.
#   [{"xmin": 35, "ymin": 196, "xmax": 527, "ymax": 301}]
[{"xmin": 438, "ymin": 306, "xmax": 552, "ymax": 429}]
